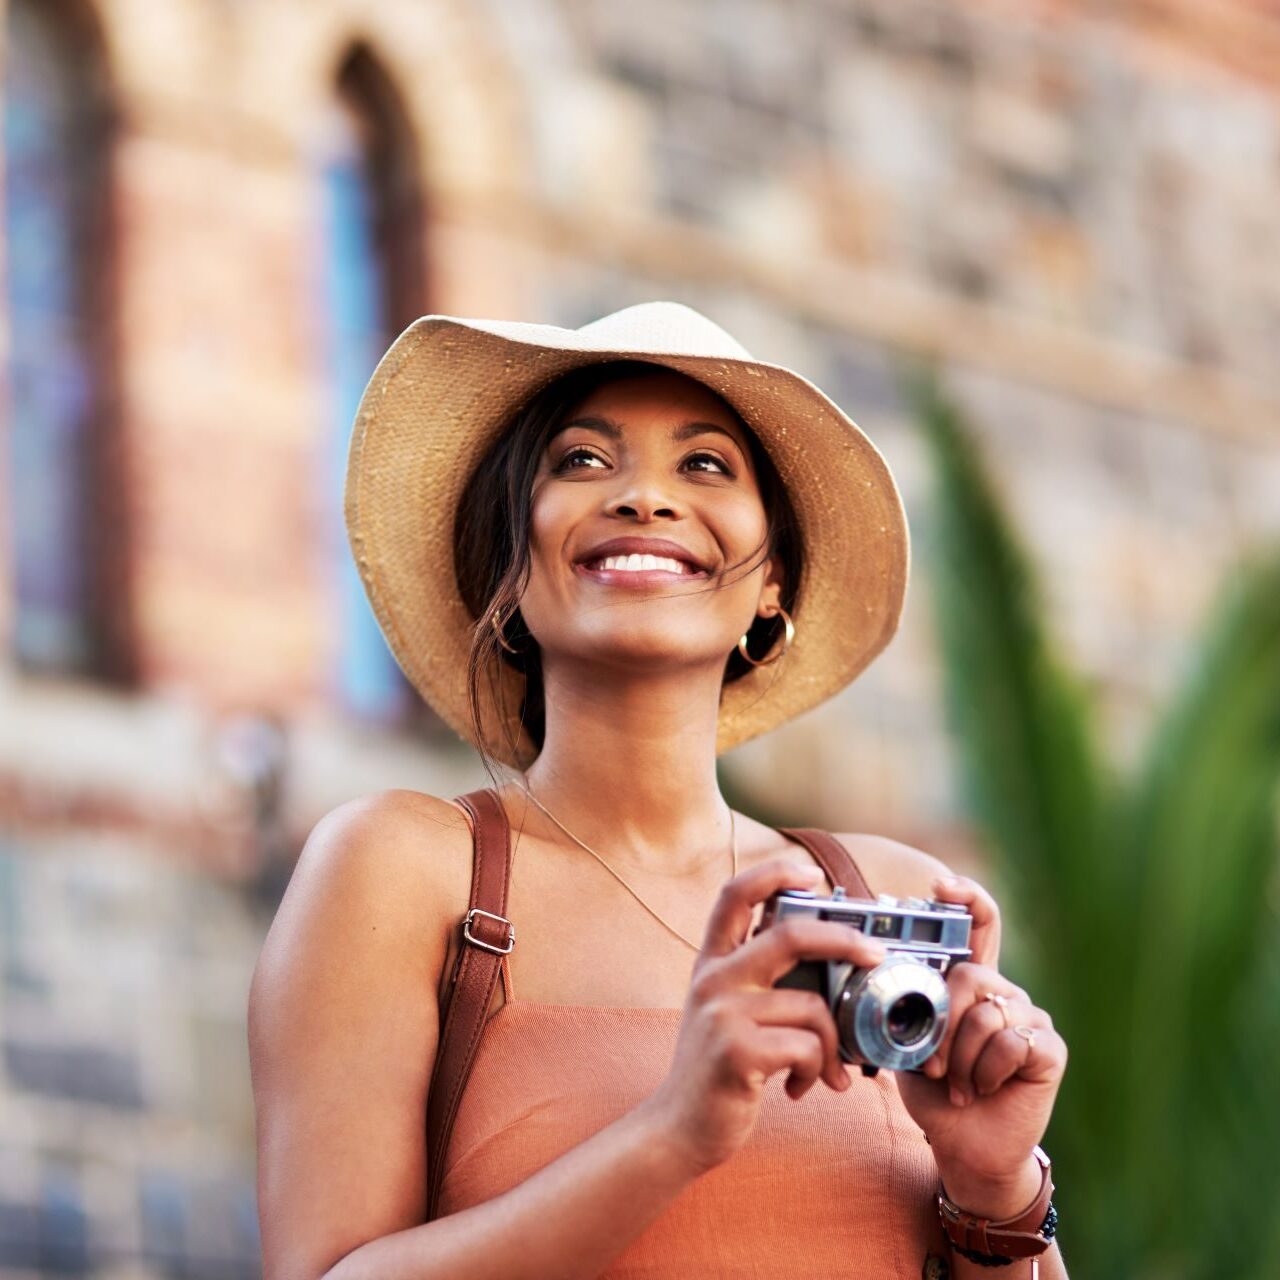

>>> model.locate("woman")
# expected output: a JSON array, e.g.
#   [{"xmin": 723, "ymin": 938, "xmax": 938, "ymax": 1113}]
[{"xmin": 250, "ymin": 302, "xmax": 1069, "ymax": 1278}]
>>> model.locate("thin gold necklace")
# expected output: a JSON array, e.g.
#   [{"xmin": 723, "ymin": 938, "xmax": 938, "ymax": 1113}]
[{"xmin": 521, "ymin": 787, "xmax": 738, "ymax": 953}]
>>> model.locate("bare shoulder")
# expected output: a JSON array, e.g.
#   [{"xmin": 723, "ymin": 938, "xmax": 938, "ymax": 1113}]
[
  {"xmin": 250, "ymin": 788, "xmax": 476, "ymax": 1046},
  {"xmin": 299, "ymin": 786, "xmax": 474, "ymax": 877},
  {"xmin": 255, "ymin": 788, "xmax": 473, "ymax": 976},
  {"xmin": 832, "ymin": 832, "xmax": 952, "ymax": 901},
  {"xmin": 301, "ymin": 787, "xmax": 472, "ymax": 892},
  {"xmin": 248, "ymin": 789, "xmax": 473, "ymax": 1279}
]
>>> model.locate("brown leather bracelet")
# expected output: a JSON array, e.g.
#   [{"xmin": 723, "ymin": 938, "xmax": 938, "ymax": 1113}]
[{"xmin": 938, "ymin": 1146, "xmax": 1055, "ymax": 1259}]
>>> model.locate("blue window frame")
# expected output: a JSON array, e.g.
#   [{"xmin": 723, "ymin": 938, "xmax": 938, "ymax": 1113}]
[
  {"xmin": 3, "ymin": 0, "xmax": 108, "ymax": 674},
  {"xmin": 318, "ymin": 75, "xmax": 414, "ymax": 722}
]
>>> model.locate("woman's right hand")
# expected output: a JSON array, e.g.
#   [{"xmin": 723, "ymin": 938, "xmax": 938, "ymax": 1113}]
[{"xmin": 644, "ymin": 857, "xmax": 889, "ymax": 1176}]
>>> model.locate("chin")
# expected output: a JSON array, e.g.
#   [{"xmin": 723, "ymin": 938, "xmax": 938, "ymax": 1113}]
[{"xmin": 558, "ymin": 620, "xmax": 733, "ymax": 674}]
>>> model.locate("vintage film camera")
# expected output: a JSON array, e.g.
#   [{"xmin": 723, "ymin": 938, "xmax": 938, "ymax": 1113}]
[{"xmin": 757, "ymin": 888, "xmax": 973, "ymax": 1076}]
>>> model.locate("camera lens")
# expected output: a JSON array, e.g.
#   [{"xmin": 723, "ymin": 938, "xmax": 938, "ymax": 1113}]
[
  {"xmin": 835, "ymin": 955, "xmax": 952, "ymax": 1071},
  {"xmin": 886, "ymin": 992, "xmax": 934, "ymax": 1046}
]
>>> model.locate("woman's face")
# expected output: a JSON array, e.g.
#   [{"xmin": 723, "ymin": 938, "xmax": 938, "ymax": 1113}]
[{"xmin": 518, "ymin": 369, "xmax": 783, "ymax": 675}]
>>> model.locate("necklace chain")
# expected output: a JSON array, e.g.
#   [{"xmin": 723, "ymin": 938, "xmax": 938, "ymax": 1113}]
[{"xmin": 521, "ymin": 787, "xmax": 738, "ymax": 953}]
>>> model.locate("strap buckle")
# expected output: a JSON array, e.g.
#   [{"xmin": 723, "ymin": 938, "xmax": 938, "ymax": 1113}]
[{"xmin": 463, "ymin": 907, "xmax": 515, "ymax": 955}]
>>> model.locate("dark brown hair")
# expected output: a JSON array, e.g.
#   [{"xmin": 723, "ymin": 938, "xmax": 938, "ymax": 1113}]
[{"xmin": 453, "ymin": 359, "xmax": 805, "ymax": 765}]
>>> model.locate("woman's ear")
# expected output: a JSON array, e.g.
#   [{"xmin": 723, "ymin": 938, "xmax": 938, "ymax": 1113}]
[{"xmin": 756, "ymin": 555, "xmax": 784, "ymax": 619}]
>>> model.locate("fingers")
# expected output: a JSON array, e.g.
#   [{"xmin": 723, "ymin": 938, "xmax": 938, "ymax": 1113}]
[
  {"xmin": 751, "ymin": 1027, "xmax": 829, "ymax": 1101},
  {"xmin": 736, "ymin": 988, "xmax": 850, "ymax": 1094},
  {"xmin": 713, "ymin": 916, "xmax": 889, "ymax": 990},
  {"xmin": 945, "ymin": 1002, "xmax": 1049, "ymax": 1106},
  {"xmin": 923, "ymin": 964, "xmax": 1065, "ymax": 1105},
  {"xmin": 931, "ymin": 874, "xmax": 1001, "ymax": 968},
  {"xmin": 921, "ymin": 963, "xmax": 1025, "ymax": 1081},
  {"xmin": 700, "ymin": 857, "xmax": 825, "ymax": 959},
  {"xmin": 969, "ymin": 1021, "xmax": 1066, "ymax": 1099},
  {"xmin": 699, "ymin": 996, "xmax": 834, "ymax": 1102}
]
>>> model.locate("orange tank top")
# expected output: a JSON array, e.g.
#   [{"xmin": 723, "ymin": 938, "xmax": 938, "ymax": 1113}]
[{"xmin": 437, "ymin": 988, "xmax": 948, "ymax": 1277}]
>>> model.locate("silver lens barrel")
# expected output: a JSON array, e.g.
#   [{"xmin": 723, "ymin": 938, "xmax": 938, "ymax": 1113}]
[{"xmin": 835, "ymin": 955, "xmax": 951, "ymax": 1071}]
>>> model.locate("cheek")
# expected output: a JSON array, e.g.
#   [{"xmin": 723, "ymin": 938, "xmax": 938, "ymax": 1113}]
[
  {"xmin": 523, "ymin": 484, "xmax": 578, "ymax": 597},
  {"xmin": 716, "ymin": 494, "xmax": 770, "ymax": 568},
  {"xmin": 527, "ymin": 500, "xmax": 555, "ymax": 567}
]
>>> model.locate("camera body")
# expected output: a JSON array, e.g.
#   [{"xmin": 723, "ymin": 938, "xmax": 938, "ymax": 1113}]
[{"xmin": 758, "ymin": 888, "xmax": 973, "ymax": 1076}]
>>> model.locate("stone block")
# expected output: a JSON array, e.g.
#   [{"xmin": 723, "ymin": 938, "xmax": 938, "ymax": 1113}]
[
  {"xmin": 968, "ymin": 80, "xmax": 1077, "ymax": 183},
  {"xmin": 0, "ymin": 1171, "xmax": 90, "ymax": 1272},
  {"xmin": 3, "ymin": 1040, "xmax": 144, "ymax": 1110},
  {"xmin": 37, "ymin": 1171, "xmax": 88, "ymax": 1272},
  {"xmin": 0, "ymin": 1201, "xmax": 40, "ymax": 1268},
  {"xmin": 138, "ymin": 1168, "xmax": 187, "ymax": 1267},
  {"xmin": 182, "ymin": 1176, "xmax": 260, "ymax": 1273},
  {"xmin": 826, "ymin": 52, "xmax": 953, "ymax": 194},
  {"xmin": 529, "ymin": 72, "xmax": 656, "ymax": 215}
]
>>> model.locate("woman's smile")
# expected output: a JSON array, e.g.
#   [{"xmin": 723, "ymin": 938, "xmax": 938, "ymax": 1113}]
[{"xmin": 575, "ymin": 536, "xmax": 712, "ymax": 589}]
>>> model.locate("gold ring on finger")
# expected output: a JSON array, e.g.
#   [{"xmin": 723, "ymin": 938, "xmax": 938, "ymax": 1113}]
[
  {"xmin": 982, "ymin": 991, "xmax": 1011, "ymax": 1030},
  {"xmin": 1012, "ymin": 1024, "xmax": 1037, "ymax": 1051}
]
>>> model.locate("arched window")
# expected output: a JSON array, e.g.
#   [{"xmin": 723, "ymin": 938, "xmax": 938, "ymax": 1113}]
[
  {"xmin": 3, "ymin": 0, "xmax": 129, "ymax": 681},
  {"xmin": 318, "ymin": 47, "xmax": 425, "ymax": 723}
]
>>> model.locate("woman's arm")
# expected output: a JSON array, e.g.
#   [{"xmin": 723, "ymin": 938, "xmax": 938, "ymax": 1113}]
[
  {"xmin": 253, "ymin": 790, "xmax": 704, "ymax": 1280},
  {"xmin": 250, "ymin": 792, "xmax": 462, "ymax": 1280},
  {"xmin": 322, "ymin": 1095, "xmax": 699, "ymax": 1280},
  {"xmin": 251, "ymin": 802, "xmax": 882, "ymax": 1280}
]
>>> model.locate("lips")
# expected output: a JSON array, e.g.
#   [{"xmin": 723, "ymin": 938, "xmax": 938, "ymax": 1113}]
[{"xmin": 575, "ymin": 537, "xmax": 711, "ymax": 578}]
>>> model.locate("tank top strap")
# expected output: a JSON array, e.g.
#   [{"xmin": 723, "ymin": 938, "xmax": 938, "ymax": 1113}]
[{"xmin": 776, "ymin": 827, "xmax": 872, "ymax": 898}]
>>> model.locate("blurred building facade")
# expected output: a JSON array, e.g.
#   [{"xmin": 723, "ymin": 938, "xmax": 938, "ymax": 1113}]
[{"xmin": 1, "ymin": 0, "xmax": 1278, "ymax": 1272}]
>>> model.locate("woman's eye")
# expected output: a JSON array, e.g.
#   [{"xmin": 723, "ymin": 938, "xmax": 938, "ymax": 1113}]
[
  {"xmin": 555, "ymin": 447, "xmax": 608, "ymax": 471},
  {"xmin": 684, "ymin": 451, "xmax": 732, "ymax": 476},
  {"xmin": 552, "ymin": 446, "xmax": 732, "ymax": 476}
]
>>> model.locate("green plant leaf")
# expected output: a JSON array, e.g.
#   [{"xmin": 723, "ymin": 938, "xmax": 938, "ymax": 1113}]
[
  {"xmin": 907, "ymin": 363, "xmax": 1280, "ymax": 1276},
  {"xmin": 903, "ymin": 366, "xmax": 1126, "ymax": 1243},
  {"xmin": 1115, "ymin": 548, "xmax": 1280, "ymax": 1265}
]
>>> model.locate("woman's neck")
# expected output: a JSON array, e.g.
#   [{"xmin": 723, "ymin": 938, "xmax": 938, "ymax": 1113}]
[{"xmin": 519, "ymin": 659, "xmax": 731, "ymax": 875}]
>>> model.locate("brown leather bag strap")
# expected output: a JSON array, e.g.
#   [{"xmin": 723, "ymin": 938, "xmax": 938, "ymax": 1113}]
[
  {"xmin": 777, "ymin": 827, "xmax": 873, "ymax": 898},
  {"xmin": 425, "ymin": 788, "xmax": 515, "ymax": 1221}
]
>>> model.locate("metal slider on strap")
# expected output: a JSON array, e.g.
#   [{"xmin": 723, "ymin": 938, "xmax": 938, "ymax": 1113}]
[{"xmin": 463, "ymin": 907, "xmax": 515, "ymax": 955}]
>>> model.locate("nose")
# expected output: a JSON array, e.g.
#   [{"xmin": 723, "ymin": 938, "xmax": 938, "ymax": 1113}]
[{"xmin": 605, "ymin": 475, "xmax": 680, "ymax": 523}]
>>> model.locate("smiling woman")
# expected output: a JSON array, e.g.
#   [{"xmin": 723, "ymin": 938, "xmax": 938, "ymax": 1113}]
[{"xmin": 249, "ymin": 303, "xmax": 1070, "ymax": 1280}]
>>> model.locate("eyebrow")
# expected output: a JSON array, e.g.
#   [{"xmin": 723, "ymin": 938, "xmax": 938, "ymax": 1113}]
[{"xmin": 553, "ymin": 415, "xmax": 744, "ymax": 450}]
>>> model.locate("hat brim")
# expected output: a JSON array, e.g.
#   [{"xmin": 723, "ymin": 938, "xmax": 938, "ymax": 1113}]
[{"xmin": 345, "ymin": 312, "xmax": 909, "ymax": 767}]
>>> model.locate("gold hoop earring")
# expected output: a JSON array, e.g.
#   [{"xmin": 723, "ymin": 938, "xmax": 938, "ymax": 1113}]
[
  {"xmin": 737, "ymin": 607, "xmax": 795, "ymax": 668},
  {"xmin": 492, "ymin": 609, "xmax": 520, "ymax": 655}
]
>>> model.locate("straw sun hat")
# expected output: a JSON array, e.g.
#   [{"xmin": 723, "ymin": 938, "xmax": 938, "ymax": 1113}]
[{"xmin": 344, "ymin": 300, "xmax": 909, "ymax": 767}]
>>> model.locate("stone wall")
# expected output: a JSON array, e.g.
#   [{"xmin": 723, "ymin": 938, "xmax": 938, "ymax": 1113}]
[{"xmin": 0, "ymin": 831, "xmax": 262, "ymax": 1274}]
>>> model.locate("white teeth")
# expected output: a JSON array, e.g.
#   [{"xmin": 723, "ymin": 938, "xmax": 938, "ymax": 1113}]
[{"xmin": 596, "ymin": 553, "xmax": 691, "ymax": 574}]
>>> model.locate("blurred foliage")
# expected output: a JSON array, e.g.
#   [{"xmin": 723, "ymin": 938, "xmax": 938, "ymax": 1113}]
[{"xmin": 905, "ymin": 367, "xmax": 1280, "ymax": 1279}]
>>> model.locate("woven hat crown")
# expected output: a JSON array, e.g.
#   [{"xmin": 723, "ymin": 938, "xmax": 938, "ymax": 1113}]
[{"xmin": 575, "ymin": 301, "xmax": 753, "ymax": 357}]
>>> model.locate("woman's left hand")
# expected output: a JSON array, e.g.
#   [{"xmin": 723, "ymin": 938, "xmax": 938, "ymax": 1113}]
[{"xmin": 895, "ymin": 875, "xmax": 1068, "ymax": 1216}]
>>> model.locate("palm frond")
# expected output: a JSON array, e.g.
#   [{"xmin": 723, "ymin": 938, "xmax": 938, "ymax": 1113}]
[
  {"xmin": 902, "ymin": 366, "xmax": 1128, "ymax": 1247},
  {"xmin": 1115, "ymin": 549, "xmax": 1280, "ymax": 1264},
  {"xmin": 907, "ymin": 364, "xmax": 1280, "ymax": 1276}
]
